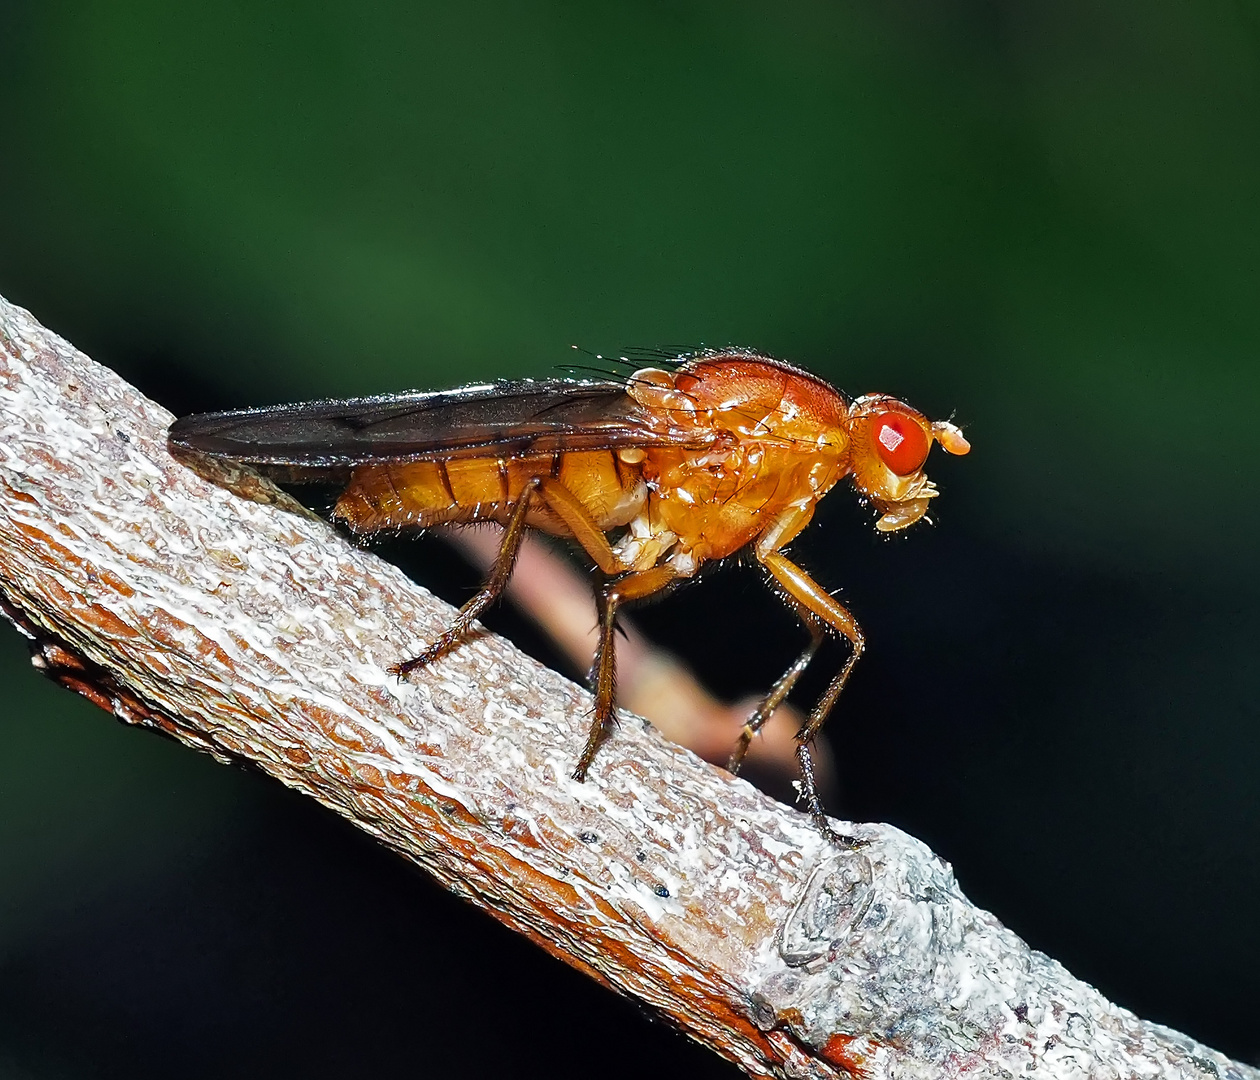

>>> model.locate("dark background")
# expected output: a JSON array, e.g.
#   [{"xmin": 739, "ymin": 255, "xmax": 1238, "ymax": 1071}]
[{"xmin": 1, "ymin": 2, "xmax": 1258, "ymax": 1076}]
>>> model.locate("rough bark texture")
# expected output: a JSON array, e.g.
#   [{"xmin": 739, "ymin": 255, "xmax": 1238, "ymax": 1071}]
[{"xmin": 0, "ymin": 293, "xmax": 1252, "ymax": 1080}]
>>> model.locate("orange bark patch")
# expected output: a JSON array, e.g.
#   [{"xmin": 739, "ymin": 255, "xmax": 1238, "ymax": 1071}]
[{"xmin": 820, "ymin": 1033, "xmax": 873, "ymax": 1079}]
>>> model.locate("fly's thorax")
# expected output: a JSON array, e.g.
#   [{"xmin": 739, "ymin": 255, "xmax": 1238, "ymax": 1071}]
[
  {"xmin": 639, "ymin": 444, "xmax": 740, "ymax": 497},
  {"xmin": 628, "ymin": 359, "xmax": 850, "ymax": 483},
  {"xmin": 670, "ymin": 353, "xmax": 847, "ymax": 427},
  {"xmin": 622, "ymin": 354, "xmax": 860, "ymax": 564},
  {"xmin": 629, "ymin": 440, "xmax": 837, "ymax": 565},
  {"xmin": 626, "ymin": 355, "xmax": 850, "ymax": 450}
]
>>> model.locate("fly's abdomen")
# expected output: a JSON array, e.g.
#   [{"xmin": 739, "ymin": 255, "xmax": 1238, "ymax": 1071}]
[{"xmin": 333, "ymin": 450, "xmax": 643, "ymax": 535}]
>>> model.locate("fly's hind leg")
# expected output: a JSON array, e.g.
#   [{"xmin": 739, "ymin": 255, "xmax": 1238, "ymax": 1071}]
[
  {"xmin": 392, "ymin": 472, "xmax": 631, "ymax": 678},
  {"xmin": 728, "ymin": 605, "xmax": 825, "ymax": 775},
  {"xmin": 759, "ymin": 551, "xmax": 866, "ymax": 846},
  {"xmin": 574, "ymin": 564, "xmax": 678, "ymax": 781},
  {"xmin": 390, "ymin": 477, "xmax": 542, "ymax": 678}
]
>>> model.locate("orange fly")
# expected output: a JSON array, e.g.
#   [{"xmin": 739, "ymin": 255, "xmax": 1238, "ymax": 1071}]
[{"xmin": 169, "ymin": 349, "xmax": 970, "ymax": 839}]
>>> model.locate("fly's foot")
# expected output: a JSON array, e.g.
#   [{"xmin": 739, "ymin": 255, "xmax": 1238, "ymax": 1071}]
[
  {"xmin": 795, "ymin": 741, "xmax": 866, "ymax": 848},
  {"xmin": 572, "ymin": 705, "xmax": 617, "ymax": 782},
  {"xmin": 811, "ymin": 814, "xmax": 869, "ymax": 849},
  {"xmin": 389, "ymin": 643, "xmax": 444, "ymax": 678}
]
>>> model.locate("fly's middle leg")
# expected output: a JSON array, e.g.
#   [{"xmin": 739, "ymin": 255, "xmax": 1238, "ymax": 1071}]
[{"xmin": 574, "ymin": 564, "xmax": 677, "ymax": 781}]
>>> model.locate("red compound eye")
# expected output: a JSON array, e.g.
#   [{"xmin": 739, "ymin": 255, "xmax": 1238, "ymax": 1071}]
[{"xmin": 872, "ymin": 413, "xmax": 929, "ymax": 475}]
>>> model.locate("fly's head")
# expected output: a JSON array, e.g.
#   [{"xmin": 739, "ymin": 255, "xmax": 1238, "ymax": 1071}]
[{"xmin": 846, "ymin": 395, "xmax": 970, "ymax": 532}]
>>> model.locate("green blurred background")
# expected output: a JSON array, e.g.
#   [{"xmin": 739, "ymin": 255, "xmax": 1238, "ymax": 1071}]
[{"xmin": 1, "ymin": 2, "xmax": 1258, "ymax": 1075}]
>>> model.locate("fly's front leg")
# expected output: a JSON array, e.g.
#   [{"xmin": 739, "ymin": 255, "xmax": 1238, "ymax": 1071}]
[
  {"xmin": 391, "ymin": 477, "xmax": 543, "ymax": 677},
  {"xmin": 759, "ymin": 550, "xmax": 866, "ymax": 845},
  {"xmin": 574, "ymin": 564, "xmax": 678, "ymax": 781},
  {"xmin": 728, "ymin": 605, "xmax": 825, "ymax": 775}
]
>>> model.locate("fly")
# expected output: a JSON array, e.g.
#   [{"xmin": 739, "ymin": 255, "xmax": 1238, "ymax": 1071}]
[{"xmin": 168, "ymin": 348, "xmax": 970, "ymax": 841}]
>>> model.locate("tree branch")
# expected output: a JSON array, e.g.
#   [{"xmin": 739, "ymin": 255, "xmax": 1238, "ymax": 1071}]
[{"xmin": 0, "ymin": 293, "xmax": 1252, "ymax": 1080}]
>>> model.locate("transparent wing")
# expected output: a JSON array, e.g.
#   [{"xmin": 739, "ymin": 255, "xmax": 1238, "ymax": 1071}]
[{"xmin": 169, "ymin": 379, "xmax": 711, "ymax": 468}]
